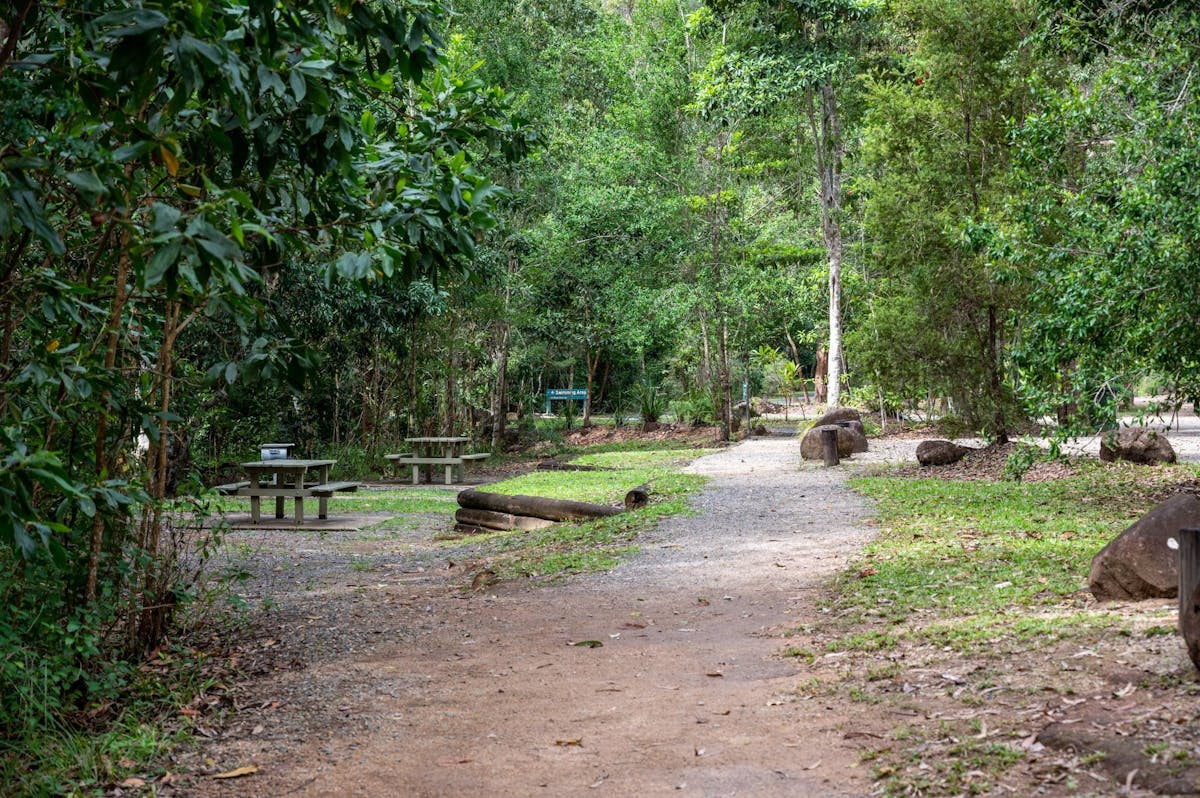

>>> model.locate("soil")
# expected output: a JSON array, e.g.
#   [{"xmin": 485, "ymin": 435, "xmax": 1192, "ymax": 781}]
[{"xmin": 164, "ymin": 420, "xmax": 1200, "ymax": 798}]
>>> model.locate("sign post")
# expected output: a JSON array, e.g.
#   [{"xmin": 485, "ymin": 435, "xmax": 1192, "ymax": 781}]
[{"xmin": 545, "ymin": 388, "xmax": 588, "ymax": 414}]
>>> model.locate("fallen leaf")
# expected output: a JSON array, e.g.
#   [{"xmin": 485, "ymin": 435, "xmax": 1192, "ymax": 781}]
[
  {"xmin": 571, "ymin": 640, "xmax": 603, "ymax": 648},
  {"xmin": 120, "ymin": 778, "xmax": 146, "ymax": 788},
  {"xmin": 803, "ymin": 760, "xmax": 822, "ymax": 770},
  {"xmin": 555, "ymin": 738, "xmax": 583, "ymax": 747},
  {"xmin": 212, "ymin": 765, "xmax": 259, "ymax": 779},
  {"xmin": 857, "ymin": 566, "xmax": 877, "ymax": 578},
  {"xmin": 705, "ymin": 672, "xmax": 724, "ymax": 678},
  {"xmin": 694, "ymin": 747, "xmax": 706, "ymax": 757}
]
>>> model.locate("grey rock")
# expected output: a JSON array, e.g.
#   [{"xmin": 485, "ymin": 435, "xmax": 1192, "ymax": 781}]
[
  {"xmin": 800, "ymin": 424, "xmax": 865, "ymax": 460},
  {"xmin": 1099, "ymin": 427, "xmax": 1177, "ymax": 465},
  {"xmin": 812, "ymin": 406, "xmax": 862, "ymax": 428},
  {"xmin": 916, "ymin": 439, "xmax": 974, "ymax": 466}
]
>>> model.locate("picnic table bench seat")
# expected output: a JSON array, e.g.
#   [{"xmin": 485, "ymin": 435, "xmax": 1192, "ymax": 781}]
[
  {"xmin": 385, "ymin": 451, "xmax": 491, "ymax": 485},
  {"xmin": 214, "ymin": 480, "xmax": 251, "ymax": 495},
  {"xmin": 310, "ymin": 480, "xmax": 361, "ymax": 496}
]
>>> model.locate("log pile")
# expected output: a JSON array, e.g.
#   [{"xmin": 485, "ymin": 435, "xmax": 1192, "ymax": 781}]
[{"xmin": 454, "ymin": 487, "xmax": 647, "ymax": 533}]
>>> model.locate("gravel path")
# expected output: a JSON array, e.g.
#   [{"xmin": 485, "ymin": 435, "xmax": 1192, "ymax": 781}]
[{"xmin": 182, "ymin": 435, "xmax": 885, "ymax": 798}]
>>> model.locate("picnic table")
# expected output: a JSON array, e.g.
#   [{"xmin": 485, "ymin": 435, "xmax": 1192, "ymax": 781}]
[
  {"xmin": 215, "ymin": 458, "xmax": 360, "ymax": 524},
  {"xmin": 386, "ymin": 436, "xmax": 490, "ymax": 485}
]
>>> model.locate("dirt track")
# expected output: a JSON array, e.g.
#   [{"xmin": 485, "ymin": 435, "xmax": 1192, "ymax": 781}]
[{"xmin": 179, "ymin": 436, "xmax": 879, "ymax": 797}]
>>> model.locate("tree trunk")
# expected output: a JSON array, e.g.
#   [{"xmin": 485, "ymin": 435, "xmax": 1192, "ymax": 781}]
[
  {"xmin": 808, "ymin": 76, "xmax": 846, "ymax": 409},
  {"xmin": 814, "ymin": 345, "xmax": 828, "ymax": 404},
  {"xmin": 86, "ymin": 225, "xmax": 133, "ymax": 604},
  {"xmin": 987, "ymin": 304, "xmax": 1008, "ymax": 444},
  {"xmin": 491, "ymin": 320, "xmax": 510, "ymax": 451},
  {"xmin": 583, "ymin": 346, "xmax": 601, "ymax": 427}
]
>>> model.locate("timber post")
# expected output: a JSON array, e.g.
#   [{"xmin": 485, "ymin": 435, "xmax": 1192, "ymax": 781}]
[
  {"xmin": 1179, "ymin": 527, "xmax": 1200, "ymax": 670},
  {"xmin": 821, "ymin": 427, "xmax": 840, "ymax": 467}
]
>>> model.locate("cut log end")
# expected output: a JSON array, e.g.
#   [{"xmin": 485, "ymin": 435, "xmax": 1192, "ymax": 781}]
[{"xmin": 624, "ymin": 487, "xmax": 650, "ymax": 511}]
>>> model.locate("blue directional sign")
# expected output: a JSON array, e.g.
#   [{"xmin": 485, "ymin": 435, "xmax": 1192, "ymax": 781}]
[{"xmin": 545, "ymin": 388, "xmax": 588, "ymax": 413}]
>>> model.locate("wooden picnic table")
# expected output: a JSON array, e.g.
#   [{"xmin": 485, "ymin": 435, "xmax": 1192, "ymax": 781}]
[
  {"xmin": 386, "ymin": 436, "xmax": 490, "ymax": 485},
  {"xmin": 220, "ymin": 458, "xmax": 360, "ymax": 524}
]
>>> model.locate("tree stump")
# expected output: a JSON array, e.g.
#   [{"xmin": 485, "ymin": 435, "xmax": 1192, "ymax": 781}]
[
  {"xmin": 1179, "ymin": 528, "xmax": 1200, "ymax": 670},
  {"xmin": 821, "ymin": 426, "xmax": 840, "ymax": 467}
]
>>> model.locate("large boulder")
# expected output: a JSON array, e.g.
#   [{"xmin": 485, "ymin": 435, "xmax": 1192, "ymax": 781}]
[
  {"xmin": 916, "ymin": 439, "xmax": 974, "ymax": 466},
  {"xmin": 1089, "ymin": 493, "xmax": 1200, "ymax": 601},
  {"xmin": 812, "ymin": 406, "xmax": 862, "ymax": 428},
  {"xmin": 1099, "ymin": 427, "xmax": 1176, "ymax": 465},
  {"xmin": 800, "ymin": 423, "xmax": 865, "ymax": 460},
  {"xmin": 835, "ymin": 420, "xmax": 869, "ymax": 452}
]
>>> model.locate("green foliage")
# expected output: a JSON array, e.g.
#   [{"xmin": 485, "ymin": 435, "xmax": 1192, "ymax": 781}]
[
  {"xmin": 670, "ymin": 390, "xmax": 716, "ymax": 426},
  {"xmin": 633, "ymin": 380, "xmax": 667, "ymax": 424},
  {"xmin": 0, "ymin": 0, "xmax": 523, "ymax": 754},
  {"xmin": 851, "ymin": 0, "xmax": 1033, "ymax": 438},
  {"xmin": 1006, "ymin": 5, "xmax": 1200, "ymax": 432}
]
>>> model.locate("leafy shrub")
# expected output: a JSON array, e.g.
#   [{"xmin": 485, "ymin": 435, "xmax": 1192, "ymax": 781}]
[
  {"xmin": 632, "ymin": 381, "xmax": 665, "ymax": 424},
  {"xmin": 670, "ymin": 390, "xmax": 715, "ymax": 426}
]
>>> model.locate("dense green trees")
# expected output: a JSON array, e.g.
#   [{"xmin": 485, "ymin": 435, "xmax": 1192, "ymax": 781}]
[
  {"xmin": 1008, "ymin": 1, "xmax": 1200, "ymax": 430},
  {"xmin": 3, "ymin": 0, "xmax": 1198, "ymax": 756},
  {"xmin": 853, "ymin": 0, "xmax": 1033, "ymax": 439},
  {"xmin": 0, "ymin": 0, "xmax": 523, "ymax": 737}
]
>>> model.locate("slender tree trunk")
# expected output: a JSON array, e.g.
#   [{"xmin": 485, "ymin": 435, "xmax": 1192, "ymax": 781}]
[
  {"xmin": 491, "ymin": 321, "xmax": 509, "ymax": 451},
  {"xmin": 583, "ymin": 347, "xmax": 601, "ymax": 427},
  {"xmin": 86, "ymin": 229, "xmax": 133, "ymax": 603},
  {"xmin": 807, "ymin": 75, "xmax": 846, "ymax": 409},
  {"xmin": 987, "ymin": 304, "xmax": 1008, "ymax": 443}
]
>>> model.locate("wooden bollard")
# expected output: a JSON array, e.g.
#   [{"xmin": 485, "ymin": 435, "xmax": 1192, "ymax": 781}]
[
  {"xmin": 821, "ymin": 426, "xmax": 840, "ymax": 467},
  {"xmin": 1178, "ymin": 527, "xmax": 1200, "ymax": 670}
]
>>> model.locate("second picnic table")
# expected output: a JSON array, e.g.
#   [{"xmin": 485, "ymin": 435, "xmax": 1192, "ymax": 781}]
[{"xmin": 386, "ymin": 436, "xmax": 490, "ymax": 485}]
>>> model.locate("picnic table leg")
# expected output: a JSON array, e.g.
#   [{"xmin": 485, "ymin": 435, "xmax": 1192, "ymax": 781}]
[
  {"xmin": 275, "ymin": 496, "xmax": 285, "ymax": 519},
  {"xmin": 294, "ymin": 497, "xmax": 304, "ymax": 525},
  {"xmin": 319, "ymin": 496, "xmax": 329, "ymax": 520},
  {"xmin": 444, "ymin": 464, "xmax": 454, "ymax": 485},
  {"xmin": 411, "ymin": 464, "xmax": 420, "ymax": 485},
  {"xmin": 250, "ymin": 495, "xmax": 261, "ymax": 524}
]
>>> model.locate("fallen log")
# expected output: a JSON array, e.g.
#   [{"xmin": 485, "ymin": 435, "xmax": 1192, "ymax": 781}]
[
  {"xmin": 455, "ymin": 507, "xmax": 556, "ymax": 532},
  {"xmin": 535, "ymin": 459, "xmax": 608, "ymax": 472},
  {"xmin": 457, "ymin": 489, "xmax": 624, "ymax": 522}
]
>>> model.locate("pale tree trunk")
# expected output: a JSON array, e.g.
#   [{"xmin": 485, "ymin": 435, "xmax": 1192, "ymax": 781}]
[
  {"xmin": 491, "ymin": 321, "xmax": 509, "ymax": 450},
  {"xmin": 808, "ymin": 77, "xmax": 845, "ymax": 408}
]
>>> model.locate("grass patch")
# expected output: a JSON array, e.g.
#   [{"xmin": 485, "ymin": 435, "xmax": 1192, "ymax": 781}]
[
  {"xmin": 838, "ymin": 461, "xmax": 1198, "ymax": 639},
  {"xmin": 0, "ymin": 718, "xmax": 184, "ymax": 797}
]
